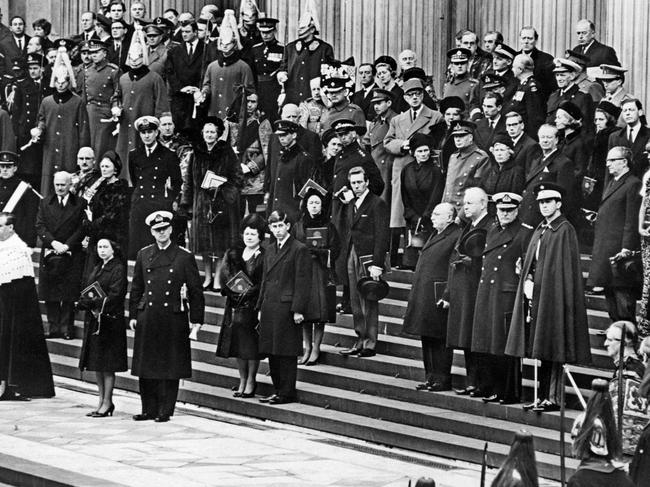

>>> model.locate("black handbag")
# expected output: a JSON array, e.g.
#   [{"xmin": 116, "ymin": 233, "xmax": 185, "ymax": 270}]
[{"xmin": 403, "ymin": 219, "xmax": 430, "ymax": 269}]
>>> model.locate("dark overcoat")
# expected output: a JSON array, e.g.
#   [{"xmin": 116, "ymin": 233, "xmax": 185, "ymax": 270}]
[
  {"xmin": 511, "ymin": 133, "xmax": 541, "ymax": 174},
  {"xmin": 400, "ymin": 159, "xmax": 444, "ymax": 231},
  {"xmin": 266, "ymin": 142, "xmax": 314, "ymax": 222},
  {"xmin": 446, "ymin": 214, "xmax": 494, "ymax": 349},
  {"xmin": 366, "ymin": 109, "xmax": 397, "ymax": 204},
  {"xmin": 403, "ymin": 223, "xmax": 461, "ymax": 338},
  {"xmin": 35, "ymin": 193, "xmax": 87, "ymax": 301},
  {"xmin": 471, "ymin": 219, "xmax": 532, "ymax": 355},
  {"xmin": 165, "ymin": 40, "xmax": 205, "ymax": 135},
  {"xmin": 129, "ymin": 244, "xmax": 205, "ymax": 379},
  {"xmin": 82, "ymin": 60, "xmax": 121, "ymax": 159},
  {"xmin": 482, "ymin": 158, "xmax": 525, "ymax": 198},
  {"xmin": 588, "ymin": 172, "xmax": 642, "ymax": 287},
  {"xmin": 257, "ymin": 236, "xmax": 311, "ymax": 356},
  {"xmin": 505, "ymin": 215, "xmax": 591, "ymax": 364},
  {"xmin": 608, "ymin": 125, "xmax": 650, "ymax": 179},
  {"xmin": 279, "ymin": 37, "xmax": 334, "ymax": 105},
  {"xmin": 345, "ymin": 192, "xmax": 390, "ymax": 269}
]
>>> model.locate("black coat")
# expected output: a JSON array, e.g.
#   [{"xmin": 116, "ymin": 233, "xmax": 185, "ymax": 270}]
[
  {"xmin": 345, "ymin": 192, "xmax": 390, "ymax": 269},
  {"xmin": 129, "ymin": 244, "xmax": 204, "ymax": 379},
  {"xmin": 78, "ymin": 257, "xmax": 128, "ymax": 372},
  {"xmin": 165, "ymin": 40, "xmax": 205, "ymax": 134},
  {"xmin": 400, "ymin": 159, "xmax": 444, "ymax": 231},
  {"xmin": 0, "ymin": 34, "xmax": 29, "ymax": 72},
  {"xmin": 559, "ymin": 129, "xmax": 591, "ymax": 181},
  {"xmin": 511, "ymin": 133, "xmax": 541, "ymax": 174},
  {"xmin": 546, "ymin": 84, "xmax": 595, "ymax": 131},
  {"xmin": 585, "ymin": 126, "xmax": 618, "ymax": 210},
  {"xmin": 84, "ymin": 178, "xmax": 130, "ymax": 260},
  {"xmin": 257, "ymin": 236, "xmax": 311, "ymax": 356},
  {"xmin": 446, "ymin": 214, "xmax": 495, "ymax": 349},
  {"xmin": 403, "ymin": 223, "xmax": 461, "ymax": 338},
  {"xmin": 265, "ymin": 142, "xmax": 314, "ymax": 221},
  {"xmin": 473, "ymin": 115, "xmax": 507, "ymax": 152},
  {"xmin": 522, "ymin": 47, "xmax": 556, "ymax": 101},
  {"xmin": 35, "ymin": 193, "xmax": 87, "ymax": 301},
  {"xmin": 279, "ymin": 37, "xmax": 334, "ymax": 104},
  {"xmin": 588, "ymin": 172, "xmax": 642, "ymax": 287},
  {"xmin": 571, "ymin": 40, "xmax": 620, "ymax": 68},
  {"xmin": 482, "ymin": 158, "xmax": 525, "ymax": 197},
  {"xmin": 608, "ymin": 125, "xmax": 650, "ymax": 178},
  {"xmin": 502, "ymin": 76, "xmax": 545, "ymax": 139},
  {"xmin": 429, "ymin": 121, "xmax": 456, "ymax": 173},
  {"xmin": 106, "ymin": 38, "xmax": 129, "ymax": 71},
  {"xmin": 471, "ymin": 219, "xmax": 532, "ymax": 355},
  {"xmin": 12, "ymin": 77, "xmax": 51, "ymax": 176}
]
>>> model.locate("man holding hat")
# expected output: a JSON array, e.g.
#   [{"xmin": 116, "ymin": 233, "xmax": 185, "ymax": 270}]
[
  {"xmin": 546, "ymin": 57, "xmax": 594, "ymax": 128},
  {"xmin": 265, "ymin": 119, "xmax": 314, "ymax": 221},
  {"xmin": 443, "ymin": 48, "xmax": 478, "ymax": 111},
  {"xmin": 84, "ymin": 39, "xmax": 120, "ymax": 159},
  {"xmin": 128, "ymin": 116, "xmax": 181, "ymax": 259},
  {"xmin": 320, "ymin": 76, "xmax": 365, "ymax": 132},
  {"xmin": 471, "ymin": 192, "xmax": 532, "ymax": 404},
  {"xmin": 506, "ymin": 182, "xmax": 591, "ymax": 412},
  {"xmin": 248, "ymin": 15, "xmax": 283, "ymax": 123},
  {"xmin": 0, "ymin": 151, "xmax": 39, "ymax": 246},
  {"xmin": 384, "ymin": 77, "xmax": 442, "ymax": 264},
  {"xmin": 276, "ymin": 0, "xmax": 334, "ymax": 105},
  {"xmin": 441, "ymin": 120, "xmax": 490, "ymax": 212},
  {"xmin": 129, "ymin": 210, "xmax": 204, "ymax": 422},
  {"xmin": 366, "ymin": 88, "xmax": 397, "ymax": 204}
]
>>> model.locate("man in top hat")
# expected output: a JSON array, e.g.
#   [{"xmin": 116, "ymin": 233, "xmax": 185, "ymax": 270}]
[
  {"xmin": 265, "ymin": 119, "xmax": 314, "ymax": 221},
  {"xmin": 429, "ymin": 96, "xmax": 465, "ymax": 173},
  {"xmin": 114, "ymin": 41, "xmax": 169, "ymax": 178},
  {"xmin": 339, "ymin": 166, "xmax": 389, "ymax": 358},
  {"xmin": 588, "ymin": 146, "xmax": 641, "ymax": 322},
  {"xmin": 128, "ymin": 116, "xmax": 181, "ymax": 259},
  {"xmin": 608, "ymin": 98, "xmax": 650, "ymax": 178},
  {"xmin": 443, "ymin": 48, "xmax": 478, "ymax": 112},
  {"xmin": 320, "ymin": 77, "xmax": 365, "ymax": 132},
  {"xmin": 506, "ymin": 182, "xmax": 591, "ymax": 412},
  {"xmin": 365, "ymin": 88, "xmax": 397, "ymax": 204},
  {"xmin": 473, "ymin": 91, "xmax": 508, "ymax": 152},
  {"xmin": 247, "ymin": 15, "xmax": 284, "ymax": 123},
  {"xmin": 35, "ymin": 170, "xmax": 87, "ymax": 339},
  {"xmin": 546, "ymin": 57, "xmax": 594, "ymax": 128},
  {"xmin": 571, "ymin": 19, "xmax": 619, "ymax": 69},
  {"xmin": 442, "ymin": 186, "xmax": 493, "ymax": 396},
  {"xmin": 276, "ymin": 2, "xmax": 333, "ymax": 105},
  {"xmin": 0, "ymin": 151, "xmax": 39, "ymax": 247},
  {"xmin": 83, "ymin": 39, "xmax": 120, "ymax": 159},
  {"xmin": 565, "ymin": 49, "xmax": 604, "ymax": 103},
  {"xmin": 441, "ymin": 120, "xmax": 490, "ymax": 212},
  {"xmin": 471, "ymin": 192, "xmax": 532, "ymax": 404},
  {"xmin": 129, "ymin": 210, "xmax": 204, "ymax": 422},
  {"xmin": 503, "ymin": 53, "xmax": 545, "ymax": 139},
  {"xmin": 384, "ymin": 77, "xmax": 442, "ymax": 264},
  {"xmin": 351, "ymin": 63, "xmax": 377, "ymax": 122},
  {"xmin": 145, "ymin": 18, "xmax": 172, "ymax": 78}
]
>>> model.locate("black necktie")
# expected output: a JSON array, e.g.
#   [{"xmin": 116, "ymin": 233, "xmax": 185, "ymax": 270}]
[
  {"xmin": 412, "ymin": 109, "xmax": 417, "ymax": 122},
  {"xmin": 628, "ymin": 128, "xmax": 634, "ymax": 143},
  {"xmin": 187, "ymin": 42, "xmax": 193, "ymax": 57},
  {"xmin": 58, "ymin": 197, "xmax": 64, "ymax": 208}
]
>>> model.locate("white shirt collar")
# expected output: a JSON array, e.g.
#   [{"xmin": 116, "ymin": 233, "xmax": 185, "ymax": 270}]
[
  {"xmin": 277, "ymin": 235, "xmax": 290, "ymax": 248},
  {"xmin": 355, "ymin": 189, "xmax": 370, "ymax": 209}
]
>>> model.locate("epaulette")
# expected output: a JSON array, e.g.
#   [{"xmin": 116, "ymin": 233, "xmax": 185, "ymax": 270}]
[
  {"xmin": 107, "ymin": 62, "xmax": 119, "ymax": 70},
  {"xmin": 252, "ymin": 42, "xmax": 264, "ymax": 48},
  {"xmin": 357, "ymin": 148, "xmax": 367, "ymax": 156},
  {"xmin": 142, "ymin": 243, "xmax": 156, "ymax": 251},
  {"xmin": 522, "ymin": 223, "xmax": 533, "ymax": 229}
]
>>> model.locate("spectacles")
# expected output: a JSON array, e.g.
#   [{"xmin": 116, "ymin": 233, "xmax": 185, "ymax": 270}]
[
  {"xmin": 606, "ymin": 158, "xmax": 626, "ymax": 162},
  {"xmin": 404, "ymin": 91, "xmax": 423, "ymax": 97}
]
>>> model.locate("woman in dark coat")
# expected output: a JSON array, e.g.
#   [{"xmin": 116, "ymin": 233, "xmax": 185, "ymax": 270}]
[
  {"xmin": 77, "ymin": 239, "xmax": 128, "ymax": 417},
  {"xmin": 403, "ymin": 203, "xmax": 461, "ymax": 391},
  {"xmin": 482, "ymin": 136, "xmax": 525, "ymax": 204},
  {"xmin": 216, "ymin": 214, "xmax": 265, "ymax": 398},
  {"xmin": 400, "ymin": 133, "xmax": 444, "ymax": 237},
  {"xmin": 556, "ymin": 100, "xmax": 591, "ymax": 190},
  {"xmin": 293, "ymin": 189, "xmax": 340, "ymax": 365},
  {"xmin": 83, "ymin": 151, "xmax": 130, "ymax": 275},
  {"xmin": 182, "ymin": 118, "xmax": 244, "ymax": 289}
]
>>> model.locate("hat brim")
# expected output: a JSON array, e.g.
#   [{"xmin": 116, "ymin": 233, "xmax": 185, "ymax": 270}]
[
  {"xmin": 356, "ymin": 277, "xmax": 389, "ymax": 301},
  {"xmin": 150, "ymin": 222, "xmax": 172, "ymax": 230},
  {"xmin": 335, "ymin": 126, "xmax": 366, "ymax": 135}
]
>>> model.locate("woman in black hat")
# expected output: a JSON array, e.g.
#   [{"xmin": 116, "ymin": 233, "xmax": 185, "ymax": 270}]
[
  {"xmin": 400, "ymin": 133, "xmax": 443, "ymax": 267},
  {"xmin": 82, "ymin": 150, "xmax": 130, "ymax": 275},
  {"xmin": 292, "ymin": 187, "xmax": 340, "ymax": 364},
  {"xmin": 555, "ymin": 100, "xmax": 590, "ymax": 187},
  {"xmin": 182, "ymin": 117, "xmax": 244, "ymax": 289},
  {"xmin": 482, "ymin": 135, "xmax": 525, "ymax": 203}
]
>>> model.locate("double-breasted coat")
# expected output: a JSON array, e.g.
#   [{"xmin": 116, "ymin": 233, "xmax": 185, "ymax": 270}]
[
  {"xmin": 201, "ymin": 53, "xmax": 254, "ymax": 119},
  {"xmin": 265, "ymin": 142, "xmax": 313, "ymax": 222},
  {"xmin": 247, "ymin": 38, "xmax": 284, "ymax": 122},
  {"xmin": 502, "ymin": 76, "xmax": 545, "ymax": 139},
  {"xmin": 129, "ymin": 243, "xmax": 205, "ymax": 379},
  {"xmin": 588, "ymin": 171, "xmax": 642, "ymax": 287},
  {"xmin": 446, "ymin": 214, "xmax": 494, "ymax": 350},
  {"xmin": 366, "ymin": 109, "xmax": 397, "ymax": 204},
  {"xmin": 35, "ymin": 192, "xmax": 87, "ymax": 301},
  {"xmin": 403, "ymin": 223, "xmax": 462, "ymax": 338},
  {"xmin": 511, "ymin": 133, "xmax": 541, "ymax": 174},
  {"xmin": 546, "ymin": 84, "xmax": 595, "ymax": 129},
  {"xmin": 471, "ymin": 219, "xmax": 533, "ymax": 355},
  {"xmin": 279, "ymin": 37, "xmax": 334, "ymax": 105},
  {"xmin": 37, "ymin": 90, "xmax": 91, "ymax": 198},
  {"xmin": 400, "ymin": 159, "xmax": 444, "ymax": 231},
  {"xmin": 441, "ymin": 143, "xmax": 491, "ymax": 211},
  {"xmin": 384, "ymin": 105, "xmax": 443, "ymax": 227},
  {"xmin": 257, "ymin": 236, "xmax": 311, "ymax": 356}
]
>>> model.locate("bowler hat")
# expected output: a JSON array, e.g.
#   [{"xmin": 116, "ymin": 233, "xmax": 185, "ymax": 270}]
[
  {"xmin": 458, "ymin": 228, "xmax": 487, "ymax": 258},
  {"xmin": 357, "ymin": 276, "xmax": 389, "ymax": 301}
]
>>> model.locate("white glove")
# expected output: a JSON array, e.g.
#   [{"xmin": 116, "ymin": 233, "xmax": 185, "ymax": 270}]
[
  {"xmin": 240, "ymin": 163, "xmax": 251, "ymax": 174},
  {"xmin": 277, "ymin": 71, "xmax": 288, "ymax": 84},
  {"xmin": 30, "ymin": 127, "xmax": 42, "ymax": 140},
  {"xmin": 111, "ymin": 106, "xmax": 122, "ymax": 118}
]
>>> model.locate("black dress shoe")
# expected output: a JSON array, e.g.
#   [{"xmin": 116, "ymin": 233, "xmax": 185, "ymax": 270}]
[
  {"xmin": 259, "ymin": 394, "xmax": 278, "ymax": 403},
  {"xmin": 499, "ymin": 397, "xmax": 520, "ymax": 405},
  {"xmin": 415, "ymin": 382, "xmax": 432, "ymax": 391},
  {"xmin": 469, "ymin": 388, "xmax": 483, "ymax": 398},
  {"xmin": 154, "ymin": 415, "xmax": 170, "ymax": 422},
  {"xmin": 268, "ymin": 395, "xmax": 294, "ymax": 405},
  {"xmin": 357, "ymin": 349, "xmax": 376, "ymax": 358},
  {"xmin": 455, "ymin": 386, "xmax": 478, "ymax": 396},
  {"xmin": 63, "ymin": 333, "xmax": 73, "ymax": 340},
  {"xmin": 538, "ymin": 399, "xmax": 560, "ymax": 412},
  {"xmin": 482, "ymin": 394, "xmax": 501, "ymax": 403},
  {"xmin": 339, "ymin": 347, "xmax": 361, "ymax": 356},
  {"xmin": 133, "ymin": 413, "xmax": 154, "ymax": 421},
  {"xmin": 427, "ymin": 382, "xmax": 452, "ymax": 392},
  {"xmin": 522, "ymin": 399, "xmax": 541, "ymax": 411}
]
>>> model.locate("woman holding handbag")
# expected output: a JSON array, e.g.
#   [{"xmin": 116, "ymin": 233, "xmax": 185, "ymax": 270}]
[
  {"xmin": 216, "ymin": 214, "xmax": 265, "ymax": 398},
  {"xmin": 293, "ymin": 187, "xmax": 340, "ymax": 365},
  {"xmin": 77, "ymin": 238, "xmax": 128, "ymax": 417}
]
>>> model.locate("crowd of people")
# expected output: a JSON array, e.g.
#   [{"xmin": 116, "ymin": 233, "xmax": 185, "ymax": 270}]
[{"xmin": 1, "ymin": 0, "xmax": 650, "ymax": 482}]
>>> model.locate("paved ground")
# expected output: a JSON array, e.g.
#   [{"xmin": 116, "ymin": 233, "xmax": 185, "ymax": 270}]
[{"xmin": 0, "ymin": 377, "xmax": 559, "ymax": 487}]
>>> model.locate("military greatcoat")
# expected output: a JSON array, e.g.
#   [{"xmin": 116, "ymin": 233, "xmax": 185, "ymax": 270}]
[
  {"xmin": 82, "ymin": 59, "xmax": 120, "ymax": 159},
  {"xmin": 279, "ymin": 37, "xmax": 334, "ymax": 105},
  {"xmin": 441, "ymin": 143, "xmax": 491, "ymax": 211}
]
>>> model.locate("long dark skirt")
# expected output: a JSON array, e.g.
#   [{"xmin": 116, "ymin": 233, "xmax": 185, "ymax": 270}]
[{"xmin": 79, "ymin": 313, "xmax": 128, "ymax": 372}]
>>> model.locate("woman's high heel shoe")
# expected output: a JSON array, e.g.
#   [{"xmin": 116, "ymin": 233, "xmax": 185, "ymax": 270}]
[
  {"xmin": 241, "ymin": 383, "xmax": 257, "ymax": 398},
  {"xmin": 91, "ymin": 404, "xmax": 115, "ymax": 417},
  {"xmin": 86, "ymin": 410, "xmax": 99, "ymax": 417}
]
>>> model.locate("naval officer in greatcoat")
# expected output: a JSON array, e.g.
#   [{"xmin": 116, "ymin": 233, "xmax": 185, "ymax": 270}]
[{"xmin": 129, "ymin": 210, "xmax": 204, "ymax": 423}]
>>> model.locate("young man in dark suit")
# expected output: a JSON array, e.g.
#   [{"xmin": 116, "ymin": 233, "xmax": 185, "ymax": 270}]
[
  {"xmin": 505, "ymin": 111, "xmax": 540, "ymax": 174},
  {"xmin": 257, "ymin": 210, "xmax": 311, "ymax": 405},
  {"xmin": 339, "ymin": 166, "xmax": 390, "ymax": 357}
]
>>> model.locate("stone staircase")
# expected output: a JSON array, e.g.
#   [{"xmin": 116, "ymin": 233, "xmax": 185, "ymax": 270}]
[{"xmin": 36, "ymin": 251, "xmax": 622, "ymax": 481}]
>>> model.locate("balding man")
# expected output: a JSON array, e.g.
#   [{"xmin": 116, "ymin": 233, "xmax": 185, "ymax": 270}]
[
  {"xmin": 267, "ymin": 103, "xmax": 322, "ymax": 166},
  {"xmin": 444, "ymin": 186, "xmax": 493, "ymax": 396},
  {"xmin": 403, "ymin": 202, "xmax": 461, "ymax": 392},
  {"xmin": 503, "ymin": 54, "xmax": 545, "ymax": 138},
  {"xmin": 35, "ymin": 171, "xmax": 87, "ymax": 339},
  {"xmin": 71, "ymin": 147, "xmax": 100, "ymax": 198},
  {"xmin": 571, "ymin": 19, "xmax": 619, "ymax": 68}
]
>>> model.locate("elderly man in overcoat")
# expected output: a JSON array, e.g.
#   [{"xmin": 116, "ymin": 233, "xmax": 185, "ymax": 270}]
[
  {"xmin": 129, "ymin": 210, "xmax": 204, "ymax": 422},
  {"xmin": 35, "ymin": 171, "xmax": 87, "ymax": 339},
  {"xmin": 403, "ymin": 202, "xmax": 461, "ymax": 392},
  {"xmin": 588, "ymin": 146, "xmax": 642, "ymax": 321},
  {"xmin": 257, "ymin": 210, "xmax": 311, "ymax": 405}
]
